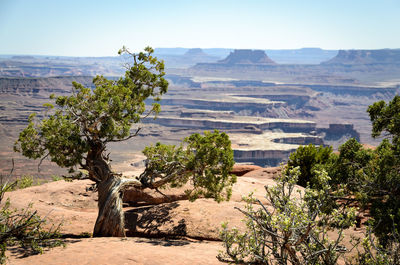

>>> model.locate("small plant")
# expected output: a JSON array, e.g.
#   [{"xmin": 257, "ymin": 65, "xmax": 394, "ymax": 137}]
[
  {"xmin": 0, "ymin": 199, "xmax": 64, "ymax": 263},
  {"xmin": 78, "ymin": 232, "xmax": 92, "ymax": 238},
  {"xmin": 51, "ymin": 175, "xmax": 64, "ymax": 182},
  {"xmin": 16, "ymin": 175, "xmax": 35, "ymax": 189},
  {"xmin": 2, "ymin": 175, "xmax": 49, "ymax": 191}
]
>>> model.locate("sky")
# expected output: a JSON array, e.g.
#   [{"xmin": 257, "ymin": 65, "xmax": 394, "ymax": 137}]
[{"xmin": 0, "ymin": 0, "xmax": 399, "ymax": 56}]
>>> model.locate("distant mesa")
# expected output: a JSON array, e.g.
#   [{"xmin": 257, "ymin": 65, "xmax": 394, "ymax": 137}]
[
  {"xmin": 218, "ymin": 49, "xmax": 277, "ymax": 65},
  {"xmin": 322, "ymin": 49, "xmax": 400, "ymax": 65},
  {"xmin": 183, "ymin": 48, "xmax": 209, "ymax": 57}
]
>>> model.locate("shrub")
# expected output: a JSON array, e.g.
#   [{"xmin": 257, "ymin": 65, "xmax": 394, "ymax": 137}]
[
  {"xmin": 286, "ymin": 144, "xmax": 335, "ymax": 188},
  {"xmin": 219, "ymin": 167, "xmax": 356, "ymax": 265}
]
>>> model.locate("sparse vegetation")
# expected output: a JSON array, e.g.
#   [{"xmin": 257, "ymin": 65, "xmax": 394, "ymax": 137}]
[
  {"xmin": 51, "ymin": 175, "xmax": 64, "ymax": 182},
  {"xmin": 0, "ymin": 172, "xmax": 63, "ymax": 264}
]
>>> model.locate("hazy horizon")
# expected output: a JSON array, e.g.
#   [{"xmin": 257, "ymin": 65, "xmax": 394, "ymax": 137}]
[
  {"xmin": 1, "ymin": 0, "xmax": 399, "ymax": 56},
  {"xmin": 3, "ymin": 47, "xmax": 400, "ymax": 59},
  {"xmin": 0, "ymin": 47, "xmax": 338, "ymax": 58}
]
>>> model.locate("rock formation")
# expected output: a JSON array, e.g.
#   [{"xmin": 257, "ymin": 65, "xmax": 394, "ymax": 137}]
[
  {"xmin": 322, "ymin": 49, "xmax": 400, "ymax": 65},
  {"xmin": 183, "ymin": 48, "xmax": 209, "ymax": 57},
  {"xmin": 218, "ymin": 49, "xmax": 277, "ymax": 65}
]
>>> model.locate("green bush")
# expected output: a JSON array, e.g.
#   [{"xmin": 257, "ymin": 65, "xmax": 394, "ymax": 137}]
[{"xmin": 286, "ymin": 144, "xmax": 335, "ymax": 188}]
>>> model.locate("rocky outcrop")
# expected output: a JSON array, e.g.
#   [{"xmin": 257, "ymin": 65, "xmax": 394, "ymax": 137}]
[
  {"xmin": 230, "ymin": 164, "xmax": 263, "ymax": 176},
  {"xmin": 322, "ymin": 49, "xmax": 400, "ymax": 65},
  {"xmin": 272, "ymin": 136, "xmax": 324, "ymax": 145},
  {"xmin": 318, "ymin": 123, "xmax": 360, "ymax": 141},
  {"xmin": 218, "ymin": 49, "xmax": 277, "ymax": 65},
  {"xmin": 234, "ymin": 149, "xmax": 294, "ymax": 167}
]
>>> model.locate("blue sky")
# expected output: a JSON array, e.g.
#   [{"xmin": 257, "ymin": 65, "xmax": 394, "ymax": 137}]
[{"xmin": 0, "ymin": 0, "xmax": 399, "ymax": 56}]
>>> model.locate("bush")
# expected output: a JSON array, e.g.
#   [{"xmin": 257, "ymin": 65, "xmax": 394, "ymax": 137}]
[
  {"xmin": 329, "ymin": 138, "xmax": 374, "ymax": 191},
  {"xmin": 219, "ymin": 167, "xmax": 356, "ymax": 265},
  {"xmin": 286, "ymin": 144, "xmax": 335, "ymax": 188}
]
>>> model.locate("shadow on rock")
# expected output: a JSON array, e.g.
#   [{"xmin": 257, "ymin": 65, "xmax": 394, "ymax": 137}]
[
  {"xmin": 8, "ymin": 238, "xmax": 81, "ymax": 259},
  {"xmin": 134, "ymin": 238, "xmax": 190, "ymax": 247},
  {"xmin": 124, "ymin": 202, "xmax": 187, "ymax": 238}
]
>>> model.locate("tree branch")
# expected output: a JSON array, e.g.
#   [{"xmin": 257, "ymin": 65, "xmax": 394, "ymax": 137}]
[
  {"xmin": 38, "ymin": 153, "xmax": 50, "ymax": 173},
  {"xmin": 106, "ymin": 127, "xmax": 141, "ymax": 143}
]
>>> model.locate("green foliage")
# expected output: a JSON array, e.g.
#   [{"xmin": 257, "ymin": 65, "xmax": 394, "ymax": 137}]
[
  {"xmin": 14, "ymin": 46, "xmax": 168, "ymax": 175},
  {"xmin": 15, "ymin": 175, "xmax": 35, "ymax": 189},
  {"xmin": 364, "ymin": 96, "xmax": 400, "ymax": 246},
  {"xmin": 0, "ymin": 178, "xmax": 63, "ymax": 263},
  {"xmin": 286, "ymin": 144, "xmax": 335, "ymax": 188},
  {"xmin": 184, "ymin": 130, "xmax": 236, "ymax": 201},
  {"xmin": 358, "ymin": 140, "xmax": 399, "ymax": 246},
  {"xmin": 329, "ymin": 138, "xmax": 374, "ymax": 191},
  {"xmin": 0, "ymin": 175, "xmax": 49, "ymax": 191},
  {"xmin": 367, "ymin": 95, "xmax": 400, "ymax": 145},
  {"xmin": 219, "ymin": 167, "xmax": 356, "ymax": 265},
  {"xmin": 141, "ymin": 130, "xmax": 236, "ymax": 202},
  {"xmin": 51, "ymin": 175, "xmax": 64, "ymax": 182},
  {"xmin": 286, "ymin": 95, "xmax": 400, "ymax": 249},
  {"xmin": 350, "ymin": 225, "xmax": 400, "ymax": 265},
  {"xmin": 219, "ymin": 94, "xmax": 400, "ymax": 264}
]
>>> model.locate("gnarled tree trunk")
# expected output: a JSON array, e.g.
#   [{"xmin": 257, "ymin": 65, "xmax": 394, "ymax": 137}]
[
  {"xmin": 87, "ymin": 143, "xmax": 141, "ymax": 237},
  {"xmin": 93, "ymin": 175, "xmax": 126, "ymax": 237},
  {"xmin": 92, "ymin": 172, "xmax": 142, "ymax": 237}
]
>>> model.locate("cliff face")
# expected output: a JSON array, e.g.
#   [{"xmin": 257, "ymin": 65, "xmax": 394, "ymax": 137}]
[
  {"xmin": 145, "ymin": 116, "xmax": 316, "ymax": 133},
  {"xmin": 322, "ymin": 49, "xmax": 400, "ymax": 65},
  {"xmin": 0, "ymin": 76, "xmax": 93, "ymax": 97},
  {"xmin": 218, "ymin": 49, "xmax": 277, "ymax": 65}
]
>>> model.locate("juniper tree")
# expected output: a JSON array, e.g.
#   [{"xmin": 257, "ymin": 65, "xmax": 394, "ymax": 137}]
[
  {"xmin": 14, "ymin": 47, "xmax": 236, "ymax": 237},
  {"xmin": 365, "ymin": 95, "xmax": 400, "ymax": 245}
]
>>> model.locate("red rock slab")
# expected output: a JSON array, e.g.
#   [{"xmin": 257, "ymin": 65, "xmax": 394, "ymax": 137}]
[
  {"xmin": 7, "ymin": 237, "xmax": 225, "ymax": 265},
  {"xmin": 125, "ymin": 199, "xmax": 250, "ymax": 240},
  {"xmin": 241, "ymin": 166, "xmax": 282, "ymax": 179},
  {"xmin": 230, "ymin": 164, "xmax": 262, "ymax": 176}
]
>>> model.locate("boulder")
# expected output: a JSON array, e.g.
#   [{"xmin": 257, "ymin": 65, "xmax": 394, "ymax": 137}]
[{"xmin": 230, "ymin": 164, "xmax": 262, "ymax": 176}]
